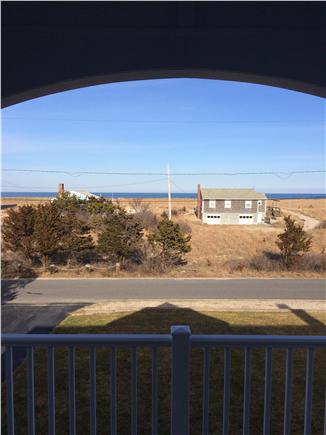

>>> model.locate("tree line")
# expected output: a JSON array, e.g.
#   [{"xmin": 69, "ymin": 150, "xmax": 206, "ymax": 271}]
[
  {"xmin": 2, "ymin": 193, "xmax": 316, "ymax": 275},
  {"xmin": 2, "ymin": 194, "xmax": 191, "ymax": 272}
]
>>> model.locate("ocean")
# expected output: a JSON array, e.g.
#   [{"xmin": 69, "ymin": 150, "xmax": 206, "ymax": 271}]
[{"xmin": 1, "ymin": 192, "xmax": 326, "ymax": 200}]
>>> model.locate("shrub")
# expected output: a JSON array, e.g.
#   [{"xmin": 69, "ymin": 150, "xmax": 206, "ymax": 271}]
[
  {"xmin": 138, "ymin": 255, "xmax": 168, "ymax": 274},
  {"xmin": 76, "ymin": 249, "xmax": 100, "ymax": 265},
  {"xmin": 33, "ymin": 204, "xmax": 66, "ymax": 269},
  {"xmin": 75, "ymin": 209, "xmax": 93, "ymax": 225},
  {"xmin": 297, "ymin": 251, "xmax": 326, "ymax": 272},
  {"xmin": 97, "ymin": 209, "xmax": 144, "ymax": 264},
  {"xmin": 249, "ymin": 254, "xmax": 282, "ymax": 272},
  {"xmin": 161, "ymin": 210, "xmax": 168, "ymax": 218},
  {"xmin": 134, "ymin": 210, "xmax": 157, "ymax": 230},
  {"xmin": 129, "ymin": 198, "xmax": 150, "ymax": 214},
  {"xmin": 225, "ymin": 260, "xmax": 247, "ymax": 272},
  {"xmin": 225, "ymin": 252, "xmax": 283, "ymax": 273},
  {"xmin": 276, "ymin": 216, "xmax": 312, "ymax": 269},
  {"xmin": 85, "ymin": 199, "xmax": 115, "ymax": 215},
  {"xmin": 1, "ymin": 252, "xmax": 38, "ymax": 279},
  {"xmin": 54, "ymin": 191, "xmax": 84, "ymax": 212},
  {"xmin": 317, "ymin": 220, "xmax": 326, "ymax": 229},
  {"xmin": 2, "ymin": 205, "xmax": 37, "ymax": 263},
  {"xmin": 148, "ymin": 218, "xmax": 191, "ymax": 266},
  {"xmin": 171, "ymin": 209, "xmax": 178, "ymax": 217},
  {"xmin": 31, "ymin": 204, "xmax": 94, "ymax": 269},
  {"xmin": 60, "ymin": 211, "xmax": 94, "ymax": 266},
  {"xmin": 178, "ymin": 221, "xmax": 192, "ymax": 234}
]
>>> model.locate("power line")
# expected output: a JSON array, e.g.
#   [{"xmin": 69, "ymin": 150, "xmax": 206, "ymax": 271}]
[
  {"xmin": 1, "ymin": 178, "xmax": 167, "ymax": 190},
  {"xmin": 2, "ymin": 117, "xmax": 323, "ymax": 124},
  {"xmin": 3, "ymin": 168, "xmax": 325, "ymax": 177},
  {"xmin": 171, "ymin": 180, "xmax": 190, "ymax": 194}
]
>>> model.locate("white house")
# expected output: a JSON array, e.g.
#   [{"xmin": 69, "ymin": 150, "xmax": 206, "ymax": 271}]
[{"xmin": 54, "ymin": 183, "xmax": 100, "ymax": 201}]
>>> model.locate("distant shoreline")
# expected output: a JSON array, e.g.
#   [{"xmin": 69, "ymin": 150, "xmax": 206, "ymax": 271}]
[{"xmin": 1, "ymin": 192, "xmax": 326, "ymax": 200}]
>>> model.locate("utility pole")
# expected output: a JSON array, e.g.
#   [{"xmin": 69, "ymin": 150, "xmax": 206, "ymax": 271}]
[{"xmin": 167, "ymin": 163, "xmax": 172, "ymax": 220}]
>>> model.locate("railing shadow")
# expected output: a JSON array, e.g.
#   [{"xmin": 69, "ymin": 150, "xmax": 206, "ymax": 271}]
[
  {"xmin": 277, "ymin": 304, "xmax": 326, "ymax": 331},
  {"xmin": 1, "ymin": 303, "xmax": 89, "ymax": 380}
]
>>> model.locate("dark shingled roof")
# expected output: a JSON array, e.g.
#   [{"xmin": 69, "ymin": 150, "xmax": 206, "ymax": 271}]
[{"xmin": 201, "ymin": 188, "xmax": 266, "ymax": 200}]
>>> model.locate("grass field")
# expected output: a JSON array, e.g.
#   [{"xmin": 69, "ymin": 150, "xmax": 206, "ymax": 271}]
[{"xmin": 2, "ymin": 308, "xmax": 326, "ymax": 435}]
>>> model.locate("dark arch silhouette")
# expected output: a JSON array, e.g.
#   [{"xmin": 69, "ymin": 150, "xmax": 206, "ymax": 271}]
[{"xmin": 2, "ymin": 2, "xmax": 326, "ymax": 107}]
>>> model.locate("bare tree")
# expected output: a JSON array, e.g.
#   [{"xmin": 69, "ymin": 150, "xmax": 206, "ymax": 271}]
[{"xmin": 130, "ymin": 198, "xmax": 150, "ymax": 213}]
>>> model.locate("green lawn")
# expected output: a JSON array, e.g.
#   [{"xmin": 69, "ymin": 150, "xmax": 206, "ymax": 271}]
[{"xmin": 2, "ymin": 308, "xmax": 326, "ymax": 435}]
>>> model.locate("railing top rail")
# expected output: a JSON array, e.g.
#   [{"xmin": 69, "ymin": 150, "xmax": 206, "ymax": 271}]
[
  {"xmin": 1, "ymin": 333, "xmax": 172, "ymax": 346},
  {"xmin": 190, "ymin": 334, "xmax": 326, "ymax": 347},
  {"xmin": 2, "ymin": 333, "xmax": 326, "ymax": 347}
]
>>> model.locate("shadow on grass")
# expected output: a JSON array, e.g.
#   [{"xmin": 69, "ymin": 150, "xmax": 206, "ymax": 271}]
[
  {"xmin": 2, "ymin": 304, "xmax": 326, "ymax": 435},
  {"xmin": 277, "ymin": 304, "xmax": 326, "ymax": 329}
]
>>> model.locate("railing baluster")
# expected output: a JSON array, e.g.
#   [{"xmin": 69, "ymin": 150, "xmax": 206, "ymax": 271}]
[
  {"xmin": 111, "ymin": 347, "xmax": 117, "ymax": 435},
  {"xmin": 202, "ymin": 347, "xmax": 210, "ymax": 435},
  {"xmin": 131, "ymin": 347, "xmax": 138, "ymax": 435},
  {"xmin": 171, "ymin": 325, "xmax": 191, "ymax": 435},
  {"xmin": 90, "ymin": 346, "xmax": 97, "ymax": 435},
  {"xmin": 68, "ymin": 346, "xmax": 76, "ymax": 435},
  {"xmin": 304, "ymin": 348, "xmax": 314, "ymax": 435},
  {"xmin": 2, "ymin": 329, "xmax": 325, "ymax": 435},
  {"xmin": 263, "ymin": 348, "xmax": 272, "ymax": 435},
  {"xmin": 283, "ymin": 348, "xmax": 293, "ymax": 435},
  {"xmin": 323, "ymin": 388, "xmax": 326, "ymax": 435},
  {"xmin": 223, "ymin": 347, "xmax": 231, "ymax": 435},
  {"xmin": 6, "ymin": 346, "xmax": 15, "ymax": 435},
  {"xmin": 243, "ymin": 348, "xmax": 251, "ymax": 435},
  {"xmin": 27, "ymin": 346, "xmax": 35, "ymax": 435},
  {"xmin": 152, "ymin": 347, "xmax": 158, "ymax": 435},
  {"xmin": 48, "ymin": 346, "xmax": 55, "ymax": 435}
]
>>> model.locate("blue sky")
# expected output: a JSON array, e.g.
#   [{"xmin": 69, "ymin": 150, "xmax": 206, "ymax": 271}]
[{"xmin": 1, "ymin": 78, "xmax": 325, "ymax": 193}]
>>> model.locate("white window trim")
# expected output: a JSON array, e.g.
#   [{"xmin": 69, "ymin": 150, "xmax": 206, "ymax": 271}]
[
  {"xmin": 208, "ymin": 200, "xmax": 216, "ymax": 208},
  {"xmin": 245, "ymin": 200, "xmax": 252, "ymax": 209},
  {"xmin": 224, "ymin": 200, "xmax": 232, "ymax": 209}
]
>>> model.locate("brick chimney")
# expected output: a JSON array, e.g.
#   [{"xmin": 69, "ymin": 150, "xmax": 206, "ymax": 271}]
[
  {"xmin": 58, "ymin": 183, "xmax": 64, "ymax": 195},
  {"xmin": 197, "ymin": 184, "xmax": 201, "ymax": 218}
]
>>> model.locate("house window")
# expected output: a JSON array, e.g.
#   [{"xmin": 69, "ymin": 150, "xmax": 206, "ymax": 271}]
[
  {"xmin": 245, "ymin": 200, "xmax": 252, "ymax": 209},
  {"xmin": 209, "ymin": 200, "xmax": 216, "ymax": 208},
  {"xmin": 224, "ymin": 200, "xmax": 231, "ymax": 209}
]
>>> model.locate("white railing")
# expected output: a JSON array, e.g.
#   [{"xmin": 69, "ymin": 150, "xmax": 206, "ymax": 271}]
[{"xmin": 2, "ymin": 326, "xmax": 326, "ymax": 435}]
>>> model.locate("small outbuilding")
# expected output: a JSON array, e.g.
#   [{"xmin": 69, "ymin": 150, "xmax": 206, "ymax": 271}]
[{"xmin": 197, "ymin": 185, "xmax": 267, "ymax": 225}]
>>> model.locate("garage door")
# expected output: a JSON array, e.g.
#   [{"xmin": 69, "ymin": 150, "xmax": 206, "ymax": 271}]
[
  {"xmin": 206, "ymin": 214, "xmax": 221, "ymax": 224},
  {"xmin": 239, "ymin": 215, "xmax": 253, "ymax": 225}
]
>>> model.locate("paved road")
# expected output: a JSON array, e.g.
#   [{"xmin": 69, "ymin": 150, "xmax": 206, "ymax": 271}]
[
  {"xmin": 1, "ymin": 278, "xmax": 325, "ymax": 339},
  {"xmin": 2, "ymin": 278, "xmax": 325, "ymax": 304}
]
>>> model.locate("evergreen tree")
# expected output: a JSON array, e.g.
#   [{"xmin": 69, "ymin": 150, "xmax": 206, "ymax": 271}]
[
  {"xmin": 148, "ymin": 218, "xmax": 191, "ymax": 265},
  {"xmin": 61, "ymin": 211, "xmax": 94, "ymax": 264},
  {"xmin": 54, "ymin": 191, "xmax": 84, "ymax": 212},
  {"xmin": 33, "ymin": 203, "xmax": 65, "ymax": 269},
  {"xmin": 97, "ymin": 208, "xmax": 143, "ymax": 264},
  {"xmin": 2, "ymin": 205, "xmax": 36, "ymax": 263},
  {"xmin": 85, "ymin": 198, "xmax": 115, "ymax": 216},
  {"xmin": 276, "ymin": 215, "xmax": 312, "ymax": 269}
]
